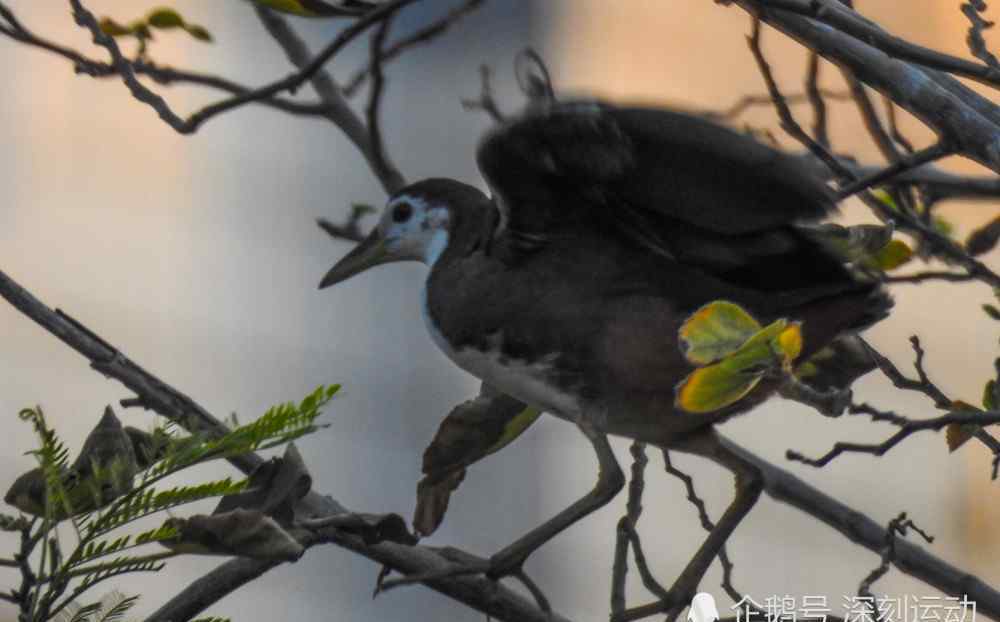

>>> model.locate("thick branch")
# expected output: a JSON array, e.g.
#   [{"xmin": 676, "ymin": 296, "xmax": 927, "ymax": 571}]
[
  {"xmin": 728, "ymin": 0, "xmax": 1000, "ymax": 173},
  {"xmin": 721, "ymin": 435, "xmax": 1000, "ymax": 619}
]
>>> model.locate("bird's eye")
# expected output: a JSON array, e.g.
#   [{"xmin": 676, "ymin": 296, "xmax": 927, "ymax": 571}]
[{"xmin": 391, "ymin": 202, "xmax": 413, "ymax": 223}]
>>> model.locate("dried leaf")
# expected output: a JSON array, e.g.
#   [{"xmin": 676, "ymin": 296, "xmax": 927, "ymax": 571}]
[
  {"xmin": 415, "ymin": 386, "xmax": 537, "ymax": 536},
  {"xmin": 161, "ymin": 509, "xmax": 303, "ymax": 560},
  {"xmin": 966, "ymin": 216, "xmax": 1000, "ymax": 256}
]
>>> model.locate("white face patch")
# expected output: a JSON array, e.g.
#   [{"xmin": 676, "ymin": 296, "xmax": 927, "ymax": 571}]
[{"xmin": 381, "ymin": 194, "xmax": 451, "ymax": 265}]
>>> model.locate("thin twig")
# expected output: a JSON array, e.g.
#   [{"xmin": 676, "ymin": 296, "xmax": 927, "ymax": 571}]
[
  {"xmin": 805, "ymin": 51, "xmax": 830, "ymax": 147},
  {"xmin": 858, "ymin": 512, "xmax": 934, "ymax": 621},
  {"xmin": 842, "ymin": 68, "xmax": 903, "ymax": 163},
  {"xmin": 883, "ymin": 96, "xmax": 916, "ymax": 154},
  {"xmin": 882, "ymin": 270, "xmax": 976, "ymax": 284},
  {"xmin": 68, "ymin": 0, "xmax": 187, "ymax": 130},
  {"xmin": 747, "ymin": 17, "xmax": 853, "ymax": 181},
  {"xmin": 662, "ymin": 451, "xmax": 742, "ymax": 604},
  {"xmin": 365, "ymin": 16, "xmax": 394, "ymax": 188},
  {"xmin": 253, "ymin": 7, "xmax": 406, "ymax": 194},
  {"xmin": 835, "ymin": 142, "xmax": 953, "ymax": 199},
  {"xmin": 961, "ymin": 1, "xmax": 1000, "ymax": 70},
  {"xmin": 702, "ymin": 89, "xmax": 851, "ymax": 122},
  {"xmin": 342, "ymin": 0, "xmax": 485, "ymax": 97},
  {"xmin": 786, "ymin": 407, "xmax": 1000, "ymax": 467},
  {"xmin": 461, "ymin": 64, "xmax": 506, "ymax": 123},
  {"xmin": 186, "ymin": 0, "xmax": 420, "ymax": 134}
]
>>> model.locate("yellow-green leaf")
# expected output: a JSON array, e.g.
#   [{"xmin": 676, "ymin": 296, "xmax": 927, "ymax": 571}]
[
  {"xmin": 871, "ymin": 239, "xmax": 913, "ymax": 271},
  {"xmin": 98, "ymin": 17, "xmax": 133, "ymax": 37},
  {"xmin": 678, "ymin": 301, "xmax": 762, "ymax": 366},
  {"xmin": 675, "ymin": 364, "xmax": 762, "ymax": 414}
]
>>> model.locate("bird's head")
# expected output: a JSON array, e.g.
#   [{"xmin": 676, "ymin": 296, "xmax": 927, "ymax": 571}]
[{"xmin": 319, "ymin": 178, "xmax": 492, "ymax": 288}]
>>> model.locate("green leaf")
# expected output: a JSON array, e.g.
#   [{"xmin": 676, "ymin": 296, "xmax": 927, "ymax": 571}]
[
  {"xmin": 984, "ymin": 304, "xmax": 1000, "ymax": 321},
  {"xmin": 184, "ymin": 24, "xmax": 213, "ymax": 42},
  {"xmin": 97, "ymin": 18, "xmax": 133, "ymax": 37},
  {"xmin": 678, "ymin": 301, "xmax": 762, "ymax": 365},
  {"xmin": 871, "ymin": 239, "xmax": 913, "ymax": 271},
  {"xmin": 146, "ymin": 8, "xmax": 184, "ymax": 29},
  {"xmin": 985, "ymin": 379, "xmax": 998, "ymax": 411}
]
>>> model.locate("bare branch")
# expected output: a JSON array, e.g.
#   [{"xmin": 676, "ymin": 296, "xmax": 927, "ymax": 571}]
[
  {"xmin": 961, "ymin": 1, "xmax": 1000, "ymax": 70},
  {"xmin": 662, "ymin": 451, "xmax": 742, "ymax": 604},
  {"xmin": 253, "ymin": 7, "xmax": 406, "ymax": 194},
  {"xmin": 805, "ymin": 51, "xmax": 830, "ymax": 147},
  {"xmin": 612, "ymin": 442, "xmax": 668, "ymax": 617},
  {"xmin": 746, "ymin": 17, "xmax": 852, "ymax": 181},
  {"xmin": 883, "ymin": 96, "xmax": 916, "ymax": 154},
  {"xmin": 727, "ymin": 0, "xmax": 1000, "ymax": 174},
  {"xmin": 842, "ymin": 68, "xmax": 903, "ymax": 163},
  {"xmin": 701, "ymin": 89, "xmax": 851, "ymax": 123},
  {"xmin": 365, "ymin": 16, "xmax": 394, "ymax": 189},
  {"xmin": 835, "ymin": 142, "xmax": 953, "ymax": 200},
  {"xmin": 786, "ymin": 406, "xmax": 1000, "ymax": 467},
  {"xmin": 882, "ymin": 271, "xmax": 977, "ymax": 285},
  {"xmin": 342, "ymin": 0, "xmax": 486, "ymax": 97},
  {"xmin": 185, "ymin": 0, "xmax": 419, "ymax": 135},
  {"xmin": 858, "ymin": 512, "xmax": 934, "ymax": 618},
  {"xmin": 68, "ymin": 0, "xmax": 187, "ymax": 130},
  {"xmin": 461, "ymin": 64, "xmax": 506, "ymax": 123}
]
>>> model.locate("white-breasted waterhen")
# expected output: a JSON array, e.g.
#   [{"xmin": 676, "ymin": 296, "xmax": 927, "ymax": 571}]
[{"xmin": 319, "ymin": 101, "xmax": 890, "ymax": 603}]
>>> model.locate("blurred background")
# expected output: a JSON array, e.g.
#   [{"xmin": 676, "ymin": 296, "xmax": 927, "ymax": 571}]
[{"xmin": 1, "ymin": 1, "xmax": 998, "ymax": 620}]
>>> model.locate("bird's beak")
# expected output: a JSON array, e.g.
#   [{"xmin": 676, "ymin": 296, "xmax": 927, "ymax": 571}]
[{"xmin": 319, "ymin": 227, "xmax": 391, "ymax": 289}]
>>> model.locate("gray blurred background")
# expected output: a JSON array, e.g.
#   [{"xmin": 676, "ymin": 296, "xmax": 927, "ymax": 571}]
[{"xmin": 1, "ymin": 1, "xmax": 998, "ymax": 621}]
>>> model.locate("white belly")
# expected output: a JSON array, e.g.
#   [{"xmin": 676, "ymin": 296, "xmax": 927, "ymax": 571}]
[{"xmin": 421, "ymin": 287, "xmax": 581, "ymax": 420}]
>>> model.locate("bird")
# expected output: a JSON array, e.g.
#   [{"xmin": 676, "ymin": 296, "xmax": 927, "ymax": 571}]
[{"xmin": 318, "ymin": 100, "xmax": 891, "ymax": 601}]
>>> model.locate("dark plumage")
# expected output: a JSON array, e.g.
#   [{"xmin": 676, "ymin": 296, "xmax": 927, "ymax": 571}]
[
  {"xmin": 319, "ymin": 100, "xmax": 892, "ymax": 581},
  {"xmin": 408, "ymin": 102, "xmax": 891, "ymax": 444}
]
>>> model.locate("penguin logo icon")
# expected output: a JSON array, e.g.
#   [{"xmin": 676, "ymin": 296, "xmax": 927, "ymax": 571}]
[{"xmin": 687, "ymin": 592, "xmax": 720, "ymax": 622}]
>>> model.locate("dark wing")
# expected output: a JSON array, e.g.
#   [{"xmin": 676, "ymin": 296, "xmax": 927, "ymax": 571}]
[{"xmin": 476, "ymin": 101, "xmax": 836, "ymax": 263}]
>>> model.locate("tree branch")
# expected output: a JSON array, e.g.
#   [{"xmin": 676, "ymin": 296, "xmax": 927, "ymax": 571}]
[
  {"xmin": 342, "ymin": 0, "xmax": 485, "ymax": 97},
  {"xmin": 68, "ymin": 0, "xmax": 188, "ymax": 130},
  {"xmin": 727, "ymin": 0, "xmax": 1000, "ymax": 174},
  {"xmin": 252, "ymin": 7, "xmax": 406, "ymax": 194},
  {"xmin": 185, "ymin": 0, "xmax": 419, "ymax": 136}
]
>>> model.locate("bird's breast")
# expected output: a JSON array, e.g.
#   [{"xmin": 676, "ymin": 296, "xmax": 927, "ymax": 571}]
[{"xmin": 420, "ymin": 282, "xmax": 583, "ymax": 422}]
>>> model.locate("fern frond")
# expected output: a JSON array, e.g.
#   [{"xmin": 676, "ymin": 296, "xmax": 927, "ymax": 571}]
[
  {"xmin": 82, "ymin": 477, "xmax": 247, "ymax": 540},
  {"xmin": 94, "ymin": 590, "xmax": 139, "ymax": 622}
]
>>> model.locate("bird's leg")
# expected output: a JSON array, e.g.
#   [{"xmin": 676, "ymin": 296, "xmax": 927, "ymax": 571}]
[
  {"xmin": 487, "ymin": 420, "xmax": 626, "ymax": 579},
  {"xmin": 376, "ymin": 420, "xmax": 624, "ymax": 607},
  {"xmin": 613, "ymin": 429, "xmax": 763, "ymax": 622}
]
